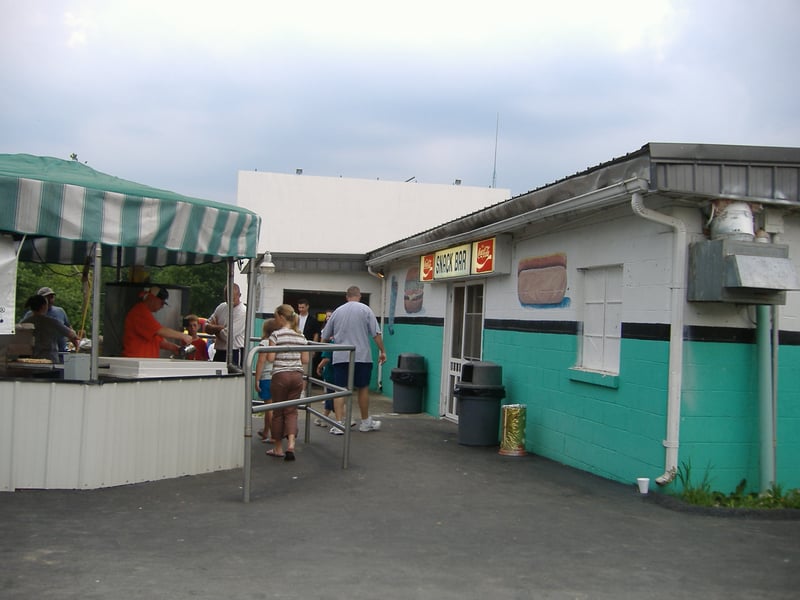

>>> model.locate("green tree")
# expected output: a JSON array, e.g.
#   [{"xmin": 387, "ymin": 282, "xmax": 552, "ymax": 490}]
[
  {"xmin": 15, "ymin": 263, "xmax": 86, "ymax": 329},
  {"xmin": 15, "ymin": 261, "xmax": 229, "ymax": 334},
  {"xmin": 146, "ymin": 262, "xmax": 228, "ymax": 317}
]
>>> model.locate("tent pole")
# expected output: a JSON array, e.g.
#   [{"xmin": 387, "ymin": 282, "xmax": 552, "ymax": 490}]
[
  {"xmin": 243, "ymin": 257, "xmax": 257, "ymax": 502},
  {"xmin": 90, "ymin": 244, "xmax": 101, "ymax": 381},
  {"xmin": 226, "ymin": 259, "xmax": 235, "ymax": 370}
]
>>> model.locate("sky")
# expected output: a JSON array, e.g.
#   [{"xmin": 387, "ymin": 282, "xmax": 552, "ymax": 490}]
[{"xmin": 2, "ymin": 0, "xmax": 799, "ymax": 205}]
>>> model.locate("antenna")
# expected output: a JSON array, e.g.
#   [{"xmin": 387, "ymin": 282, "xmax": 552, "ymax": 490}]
[{"xmin": 491, "ymin": 112, "xmax": 499, "ymax": 188}]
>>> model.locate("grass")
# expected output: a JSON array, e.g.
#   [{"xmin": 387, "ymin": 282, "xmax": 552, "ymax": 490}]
[{"xmin": 673, "ymin": 460, "xmax": 800, "ymax": 510}]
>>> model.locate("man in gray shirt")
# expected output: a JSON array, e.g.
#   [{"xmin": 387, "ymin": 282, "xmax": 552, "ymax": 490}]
[{"xmin": 321, "ymin": 286, "xmax": 387, "ymax": 432}]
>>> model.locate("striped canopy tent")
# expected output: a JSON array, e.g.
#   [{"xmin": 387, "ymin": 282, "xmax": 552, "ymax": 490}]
[{"xmin": 0, "ymin": 154, "xmax": 260, "ymax": 266}]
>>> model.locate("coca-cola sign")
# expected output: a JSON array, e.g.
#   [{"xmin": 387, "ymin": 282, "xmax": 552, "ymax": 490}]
[{"xmin": 472, "ymin": 238, "xmax": 494, "ymax": 274}]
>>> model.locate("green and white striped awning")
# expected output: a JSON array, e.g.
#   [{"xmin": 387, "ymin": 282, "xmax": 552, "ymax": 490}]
[{"xmin": 0, "ymin": 154, "xmax": 261, "ymax": 266}]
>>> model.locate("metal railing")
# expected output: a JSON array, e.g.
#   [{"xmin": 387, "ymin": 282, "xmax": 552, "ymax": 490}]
[{"xmin": 242, "ymin": 340, "xmax": 356, "ymax": 503}]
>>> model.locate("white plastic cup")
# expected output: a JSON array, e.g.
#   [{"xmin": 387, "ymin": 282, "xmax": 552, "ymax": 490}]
[{"xmin": 637, "ymin": 477, "xmax": 650, "ymax": 494}]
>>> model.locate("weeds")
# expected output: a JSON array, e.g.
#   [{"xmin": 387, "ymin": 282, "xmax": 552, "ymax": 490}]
[{"xmin": 673, "ymin": 460, "xmax": 800, "ymax": 509}]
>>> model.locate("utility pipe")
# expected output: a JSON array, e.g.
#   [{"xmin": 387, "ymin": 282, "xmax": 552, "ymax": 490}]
[
  {"xmin": 769, "ymin": 231, "xmax": 781, "ymax": 491},
  {"xmin": 771, "ymin": 303, "xmax": 779, "ymax": 487},
  {"xmin": 367, "ymin": 265, "xmax": 386, "ymax": 389},
  {"xmin": 630, "ymin": 191, "xmax": 688, "ymax": 485},
  {"xmin": 757, "ymin": 304, "xmax": 776, "ymax": 491}
]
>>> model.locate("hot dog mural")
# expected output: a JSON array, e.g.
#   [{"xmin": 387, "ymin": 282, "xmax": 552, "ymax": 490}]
[
  {"xmin": 404, "ymin": 266, "xmax": 423, "ymax": 313},
  {"xmin": 517, "ymin": 253, "xmax": 570, "ymax": 308}
]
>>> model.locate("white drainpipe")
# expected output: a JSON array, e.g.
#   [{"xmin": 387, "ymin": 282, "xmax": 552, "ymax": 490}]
[
  {"xmin": 630, "ymin": 191, "xmax": 688, "ymax": 485},
  {"xmin": 367, "ymin": 265, "xmax": 386, "ymax": 389}
]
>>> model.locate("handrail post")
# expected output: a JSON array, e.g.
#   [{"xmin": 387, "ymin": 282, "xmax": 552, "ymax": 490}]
[{"xmin": 342, "ymin": 353, "xmax": 355, "ymax": 469}]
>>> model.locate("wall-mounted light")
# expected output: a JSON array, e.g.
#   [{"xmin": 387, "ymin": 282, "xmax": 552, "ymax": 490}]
[{"xmin": 259, "ymin": 251, "xmax": 276, "ymax": 274}]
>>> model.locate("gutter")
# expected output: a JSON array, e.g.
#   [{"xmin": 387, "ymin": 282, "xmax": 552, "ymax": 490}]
[
  {"xmin": 630, "ymin": 191, "xmax": 688, "ymax": 485},
  {"xmin": 367, "ymin": 178, "xmax": 651, "ymax": 268}
]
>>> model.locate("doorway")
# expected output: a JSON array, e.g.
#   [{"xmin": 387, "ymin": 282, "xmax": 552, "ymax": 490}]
[
  {"xmin": 282, "ymin": 289, "xmax": 366, "ymax": 325},
  {"xmin": 443, "ymin": 281, "xmax": 485, "ymax": 420}
]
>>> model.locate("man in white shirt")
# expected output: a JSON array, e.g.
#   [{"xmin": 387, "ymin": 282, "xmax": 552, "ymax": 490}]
[{"xmin": 205, "ymin": 284, "xmax": 246, "ymax": 368}]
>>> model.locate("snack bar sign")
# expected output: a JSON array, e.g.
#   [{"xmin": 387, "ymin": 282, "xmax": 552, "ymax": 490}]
[{"xmin": 420, "ymin": 238, "xmax": 498, "ymax": 282}]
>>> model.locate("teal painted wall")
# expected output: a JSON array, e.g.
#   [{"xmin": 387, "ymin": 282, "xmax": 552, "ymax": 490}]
[
  {"xmin": 777, "ymin": 345, "xmax": 800, "ymax": 490},
  {"xmin": 680, "ymin": 341, "xmax": 760, "ymax": 492},
  {"xmin": 680, "ymin": 341, "xmax": 800, "ymax": 492},
  {"xmin": 383, "ymin": 323, "xmax": 800, "ymax": 492},
  {"xmin": 485, "ymin": 330, "xmax": 667, "ymax": 486},
  {"xmin": 380, "ymin": 322, "xmax": 444, "ymax": 414}
]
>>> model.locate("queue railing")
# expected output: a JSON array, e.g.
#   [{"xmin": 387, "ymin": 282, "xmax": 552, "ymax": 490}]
[{"xmin": 242, "ymin": 341, "xmax": 355, "ymax": 503}]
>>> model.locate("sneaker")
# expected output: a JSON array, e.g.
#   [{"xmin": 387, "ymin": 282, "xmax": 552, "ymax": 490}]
[
  {"xmin": 359, "ymin": 417, "xmax": 381, "ymax": 432},
  {"xmin": 313, "ymin": 418, "xmax": 326, "ymax": 427},
  {"xmin": 329, "ymin": 422, "xmax": 344, "ymax": 435}
]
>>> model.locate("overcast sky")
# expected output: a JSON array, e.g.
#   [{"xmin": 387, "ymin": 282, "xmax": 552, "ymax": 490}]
[{"xmin": 2, "ymin": 0, "xmax": 798, "ymax": 205}]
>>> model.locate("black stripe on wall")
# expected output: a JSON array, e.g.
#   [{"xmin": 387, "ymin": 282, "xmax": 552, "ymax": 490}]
[
  {"xmin": 388, "ymin": 316, "xmax": 800, "ymax": 346},
  {"xmin": 390, "ymin": 317, "xmax": 445, "ymax": 327},
  {"xmin": 684, "ymin": 325, "xmax": 756, "ymax": 344},
  {"xmin": 485, "ymin": 319, "xmax": 578, "ymax": 335},
  {"xmin": 781, "ymin": 330, "xmax": 800, "ymax": 345},
  {"xmin": 622, "ymin": 322, "xmax": 670, "ymax": 341},
  {"xmin": 483, "ymin": 319, "xmax": 800, "ymax": 346}
]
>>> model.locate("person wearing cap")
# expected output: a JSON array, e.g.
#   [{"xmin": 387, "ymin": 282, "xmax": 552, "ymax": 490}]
[
  {"xmin": 122, "ymin": 286, "xmax": 192, "ymax": 358},
  {"xmin": 20, "ymin": 286, "xmax": 72, "ymax": 358}
]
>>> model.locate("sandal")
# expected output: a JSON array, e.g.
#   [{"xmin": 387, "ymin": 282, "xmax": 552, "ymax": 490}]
[
  {"xmin": 266, "ymin": 449, "xmax": 285, "ymax": 458},
  {"xmin": 284, "ymin": 450, "xmax": 295, "ymax": 461}
]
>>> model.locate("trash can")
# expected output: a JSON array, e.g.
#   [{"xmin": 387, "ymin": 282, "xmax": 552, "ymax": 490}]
[
  {"xmin": 390, "ymin": 353, "xmax": 427, "ymax": 413},
  {"xmin": 455, "ymin": 361, "xmax": 506, "ymax": 446},
  {"xmin": 499, "ymin": 404, "xmax": 527, "ymax": 456}
]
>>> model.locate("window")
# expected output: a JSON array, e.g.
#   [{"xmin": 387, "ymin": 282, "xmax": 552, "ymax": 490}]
[{"xmin": 579, "ymin": 265, "xmax": 622, "ymax": 374}]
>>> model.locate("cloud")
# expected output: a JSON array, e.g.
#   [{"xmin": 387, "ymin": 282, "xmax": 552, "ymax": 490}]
[
  {"xmin": 64, "ymin": 11, "xmax": 91, "ymax": 47},
  {"xmin": 0, "ymin": 0, "xmax": 798, "ymax": 205}
]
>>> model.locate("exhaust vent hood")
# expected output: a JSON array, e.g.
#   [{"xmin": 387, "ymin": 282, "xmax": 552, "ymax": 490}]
[{"xmin": 688, "ymin": 239, "xmax": 799, "ymax": 305}]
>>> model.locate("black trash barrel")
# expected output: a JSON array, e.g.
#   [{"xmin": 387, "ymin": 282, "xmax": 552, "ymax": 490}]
[
  {"xmin": 455, "ymin": 361, "xmax": 506, "ymax": 446},
  {"xmin": 390, "ymin": 353, "xmax": 427, "ymax": 413}
]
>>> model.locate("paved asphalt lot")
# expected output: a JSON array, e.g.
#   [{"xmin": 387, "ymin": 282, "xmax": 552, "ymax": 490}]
[{"xmin": 2, "ymin": 394, "xmax": 798, "ymax": 599}]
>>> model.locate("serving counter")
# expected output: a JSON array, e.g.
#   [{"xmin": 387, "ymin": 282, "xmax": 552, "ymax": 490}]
[{"xmin": 0, "ymin": 366, "xmax": 244, "ymax": 492}]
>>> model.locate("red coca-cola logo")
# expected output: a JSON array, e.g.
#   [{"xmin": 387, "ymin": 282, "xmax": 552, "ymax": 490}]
[
  {"xmin": 421, "ymin": 255, "xmax": 434, "ymax": 281},
  {"xmin": 474, "ymin": 239, "xmax": 494, "ymax": 273}
]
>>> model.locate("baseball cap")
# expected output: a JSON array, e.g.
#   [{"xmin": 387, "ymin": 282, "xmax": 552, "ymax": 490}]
[
  {"xmin": 37, "ymin": 287, "xmax": 55, "ymax": 297},
  {"xmin": 148, "ymin": 286, "xmax": 169, "ymax": 305}
]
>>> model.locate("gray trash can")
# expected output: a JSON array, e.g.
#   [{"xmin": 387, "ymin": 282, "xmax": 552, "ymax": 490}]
[
  {"xmin": 390, "ymin": 353, "xmax": 427, "ymax": 413},
  {"xmin": 455, "ymin": 361, "xmax": 506, "ymax": 446}
]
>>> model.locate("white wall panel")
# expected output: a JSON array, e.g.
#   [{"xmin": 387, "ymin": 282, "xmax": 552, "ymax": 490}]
[
  {"xmin": 238, "ymin": 171, "xmax": 509, "ymax": 254},
  {"xmin": 1, "ymin": 377, "xmax": 245, "ymax": 492}
]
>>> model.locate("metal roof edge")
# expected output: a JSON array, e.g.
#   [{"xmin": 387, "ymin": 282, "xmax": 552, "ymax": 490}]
[{"xmin": 366, "ymin": 178, "xmax": 649, "ymax": 267}]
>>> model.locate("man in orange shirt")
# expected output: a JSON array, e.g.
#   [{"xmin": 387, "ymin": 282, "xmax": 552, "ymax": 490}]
[{"xmin": 122, "ymin": 286, "xmax": 192, "ymax": 358}]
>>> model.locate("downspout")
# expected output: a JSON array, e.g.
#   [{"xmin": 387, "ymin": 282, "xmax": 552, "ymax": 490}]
[
  {"xmin": 630, "ymin": 191, "xmax": 687, "ymax": 485},
  {"xmin": 757, "ymin": 304, "xmax": 775, "ymax": 491},
  {"xmin": 368, "ymin": 266, "xmax": 386, "ymax": 390},
  {"xmin": 770, "ymin": 232, "xmax": 781, "ymax": 492},
  {"xmin": 758, "ymin": 228, "xmax": 779, "ymax": 492},
  {"xmin": 771, "ymin": 303, "xmax": 779, "ymax": 489}
]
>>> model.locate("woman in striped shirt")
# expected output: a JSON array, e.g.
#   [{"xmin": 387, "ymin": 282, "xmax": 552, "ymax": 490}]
[{"xmin": 265, "ymin": 304, "xmax": 308, "ymax": 461}]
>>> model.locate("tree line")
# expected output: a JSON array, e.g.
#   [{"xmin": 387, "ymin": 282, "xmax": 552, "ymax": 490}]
[{"xmin": 15, "ymin": 262, "xmax": 229, "ymax": 336}]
